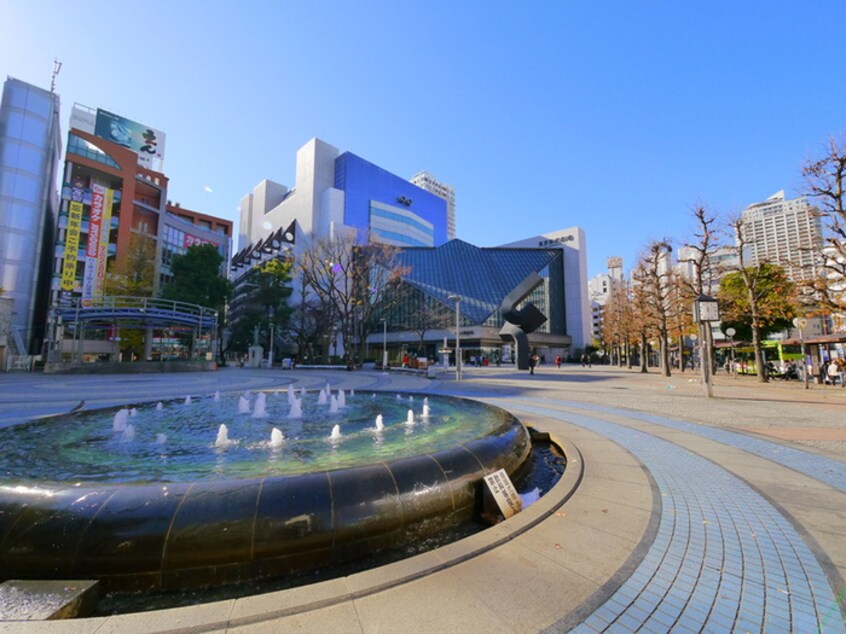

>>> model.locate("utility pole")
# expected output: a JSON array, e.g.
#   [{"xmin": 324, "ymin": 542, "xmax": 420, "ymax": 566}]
[{"xmin": 51, "ymin": 59, "xmax": 62, "ymax": 93}]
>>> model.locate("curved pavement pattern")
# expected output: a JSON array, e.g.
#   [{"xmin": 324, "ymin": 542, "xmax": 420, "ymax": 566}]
[{"xmin": 496, "ymin": 400, "xmax": 845, "ymax": 633}]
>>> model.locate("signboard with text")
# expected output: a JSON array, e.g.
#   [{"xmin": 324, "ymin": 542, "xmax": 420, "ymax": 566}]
[
  {"xmin": 483, "ymin": 469, "xmax": 522, "ymax": 519},
  {"xmin": 94, "ymin": 109, "xmax": 166, "ymax": 169}
]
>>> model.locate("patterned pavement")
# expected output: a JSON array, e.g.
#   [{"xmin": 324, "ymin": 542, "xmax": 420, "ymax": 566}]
[{"xmin": 497, "ymin": 400, "xmax": 845, "ymax": 633}]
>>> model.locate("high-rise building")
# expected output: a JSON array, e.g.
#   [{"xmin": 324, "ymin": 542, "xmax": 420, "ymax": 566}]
[
  {"xmin": 410, "ymin": 171, "xmax": 455, "ymax": 240},
  {"xmin": 0, "ymin": 77, "xmax": 62, "ymax": 354},
  {"xmin": 739, "ymin": 190, "xmax": 822, "ymax": 282},
  {"xmin": 238, "ymin": 139, "xmax": 448, "ymax": 252}
]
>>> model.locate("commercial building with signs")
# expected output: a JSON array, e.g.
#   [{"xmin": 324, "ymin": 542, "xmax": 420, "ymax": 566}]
[
  {"xmin": 0, "ymin": 77, "xmax": 63, "ymax": 355},
  {"xmin": 49, "ymin": 105, "xmax": 231, "ymax": 361},
  {"xmin": 371, "ymin": 239, "xmax": 573, "ymax": 365},
  {"xmin": 238, "ymin": 138, "xmax": 448, "ymax": 252}
]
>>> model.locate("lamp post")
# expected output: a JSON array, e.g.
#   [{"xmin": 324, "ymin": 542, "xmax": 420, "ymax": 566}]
[
  {"xmin": 381, "ymin": 318, "xmax": 387, "ymax": 370},
  {"xmin": 693, "ymin": 295, "xmax": 720, "ymax": 398},
  {"xmin": 447, "ymin": 294, "xmax": 462, "ymax": 381},
  {"xmin": 725, "ymin": 327, "xmax": 736, "ymax": 379},
  {"xmin": 267, "ymin": 305, "xmax": 275, "ymax": 368},
  {"xmin": 793, "ymin": 317, "xmax": 809, "ymax": 390}
]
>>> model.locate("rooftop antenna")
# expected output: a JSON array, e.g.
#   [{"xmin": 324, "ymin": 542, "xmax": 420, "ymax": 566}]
[{"xmin": 50, "ymin": 58, "xmax": 62, "ymax": 93}]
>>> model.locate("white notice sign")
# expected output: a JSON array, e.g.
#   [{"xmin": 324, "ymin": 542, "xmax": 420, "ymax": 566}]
[{"xmin": 483, "ymin": 469, "xmax": 523, "ymax": 519}]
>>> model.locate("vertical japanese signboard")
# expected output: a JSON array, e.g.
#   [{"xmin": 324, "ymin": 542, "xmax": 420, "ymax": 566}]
[
  {"xmin": 60, "ymin": 199, "xmax": 84, "ymax": 291},
  {"xmin": 82, "ymin": 184, "xmax": 112, "ymax": 299}
]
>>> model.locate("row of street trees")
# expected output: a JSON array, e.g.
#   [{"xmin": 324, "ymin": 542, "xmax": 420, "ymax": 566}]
[{"xmin": 599, "ymin": 134, "xmax": 846, "ymax": 383}]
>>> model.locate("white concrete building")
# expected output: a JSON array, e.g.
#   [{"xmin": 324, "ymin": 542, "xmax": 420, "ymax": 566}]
[
  {"xmin": 739, "ymin": 190, "xmax": 822, "ymax": 282},
  {"xmin": 410, "ymin": 171, "xmax": 455, "ymax": 239},
  {"xmin": 499, "ymin": 227, "xmax": 592, "ymax": 351}
]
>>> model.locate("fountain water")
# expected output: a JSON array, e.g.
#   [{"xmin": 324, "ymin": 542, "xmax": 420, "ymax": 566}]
[
  {"xmin": 184, "ymin": 396, "xmax": 192, "ymax": 405},
  {"xmin": 317, "ymin": 389, "xmax": 328, "ymax": 405},
  {"xmin": 269, "ymin": 428, "xmax": 284, "ymax": 448},
  {"xmin": 422, "ymin": 404, "xmax": 431, "ymax": 418},
  {"xmin": 374, "ymin": 414, "xmax": 384, "ymax": 431},
  {"xmin": 130, "ymin": 408, "xmax": 138, "ymax": 417},
  {"xmin": 337, "ymin": 390, "xmax": 346, "ymax": 408},
  {"xmin": 288, "ymin": 398, "xmax": 303, "ymax": 419},
  {"xmin": 215, "ymin": 424, "xmax": 234, "ymax": 448},
  {"xmin": 287, "ymin": 385, "xmax": 295, "ymax": 404},
  {"xmin": 329, "ymin": 424, "xmax": 341, "ymax": 440},
  {"xmin": 112, "ymin": 409, "xmax": 129, "ymax": 432},
  {"xmin": 252, "ymin": 393, "xmax": 268, "ymax": 418},
  {"xmin": 405, "ymin": 410, "xmax": 415, "ymax": 426},
  {"xmin": 121, "ymin": 425, "xmax": 135, "ymax": 441},
  {"xmin": 238, "ymin": 396, "xmax": 250, "ymax": 414},
  {"xmin": 329, "ymin": 395, "xmax": 339, "ymax": 414},
  {"xmin": 155, "ymin": 433, "xmax": 167, "ymax": 444},
  {"xmin": 213, "ymin": 391, "xmax": 221, "ymax": 402},
  {"xmin": 156, "ymin": 402, "xmax": 164, "ymax": 411}
]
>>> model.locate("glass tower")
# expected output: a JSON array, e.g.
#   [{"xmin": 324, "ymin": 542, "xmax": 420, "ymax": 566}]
[{"xmin": 0, "ymin": 77, "xmax": 62, "ymax": 353}]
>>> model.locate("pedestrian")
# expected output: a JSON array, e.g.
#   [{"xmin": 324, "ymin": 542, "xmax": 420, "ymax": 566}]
[
  {"xmin": 827, "ymin": 359, "xmax": 842, "ymax": 386},
  {"xmin": 555, "ymin": 355, "xmax": 561, "ymax": 369},
  {"xmin": 529, "ymin": 354, "xmax": 538, "ymax": 375}
]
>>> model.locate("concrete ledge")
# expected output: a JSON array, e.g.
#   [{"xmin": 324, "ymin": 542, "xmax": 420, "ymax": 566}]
[{"xmin": 0, "ymin": 580, "xmax": 99, "ymax": 621}]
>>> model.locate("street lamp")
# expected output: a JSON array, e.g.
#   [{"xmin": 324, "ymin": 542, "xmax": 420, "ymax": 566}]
[
  {"xmin": 447, "ymin": 294, "xmax": 462, "ymax": 381},
  {"xmin": 725, "ymin": 327, "xmax": 736, "ymax": 379},
  {"xmin": 267, "ymin": 305, "xmax": 275, "ymax": 368},
  {"xmin": 792, "ymin": 317, "xmax": 809, "ymax": 390},
  {"xmin": 380, "ymin": 318, "xmax": 387, "ymax": 370}
]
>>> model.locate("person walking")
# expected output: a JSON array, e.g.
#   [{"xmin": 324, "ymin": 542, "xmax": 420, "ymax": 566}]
[{"xmin": 529, "ymin": 354, "xmax": 538, "ymax": 375}]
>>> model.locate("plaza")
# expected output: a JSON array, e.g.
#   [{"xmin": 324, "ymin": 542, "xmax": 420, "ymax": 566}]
[{"xmin": 0, "ymin": 364, "xmax": 844, "ymax": 632}]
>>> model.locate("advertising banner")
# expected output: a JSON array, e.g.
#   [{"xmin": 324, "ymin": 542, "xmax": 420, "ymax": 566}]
[
  {"xmin": 94, "ymin": 109, "xmax": 166, "ymax": 169},
  {"xmin": 183, "ymin": 232, "xmax": 213, "ymax": 249},
  {"xmin": 82, "ymin": 185, "xmax": 106, "ymax": 299},
  {"xmin": 95, "ymin": 188, "xmax": 114, "ymax": 297},
  {"xmin": 60, "ymin": 201, "xmax": 84, "ymax": 291}
]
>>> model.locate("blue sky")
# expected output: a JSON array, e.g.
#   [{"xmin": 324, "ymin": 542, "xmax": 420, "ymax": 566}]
[{"xmin": 4, "ymin": 1, "xmax": 845, "ymax": 277}]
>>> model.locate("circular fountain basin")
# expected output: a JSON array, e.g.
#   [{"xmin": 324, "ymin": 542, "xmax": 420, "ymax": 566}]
[{"xmin": 0, "ymin": 392, "xmax": 531, "ymax": 592}]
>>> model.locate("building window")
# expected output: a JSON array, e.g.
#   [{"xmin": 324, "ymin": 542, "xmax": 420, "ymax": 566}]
[{"xmin": 67, "ymin": 134, "xmax": 121, "ymax": 169}]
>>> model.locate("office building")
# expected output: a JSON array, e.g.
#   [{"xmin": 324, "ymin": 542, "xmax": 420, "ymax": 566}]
[
  {"xmin": 0, "ymin": 77, "xmax": 62, "ymax": 354},
  {"xmin": 238, "ymin": 138, "xmax": 448, "ymax": 253},
  {"xmin": 739, "ymin": 190, "xmax": 822, "ymax": 282},
  {"xmin": 410, "ymin": 171, "xmax": 455, "ymax": 239}
]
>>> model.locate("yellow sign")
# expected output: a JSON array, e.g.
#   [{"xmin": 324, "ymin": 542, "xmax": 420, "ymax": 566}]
[{"xmin": 60, "ymin": 201, "xmax": 83, "ymax": 291}]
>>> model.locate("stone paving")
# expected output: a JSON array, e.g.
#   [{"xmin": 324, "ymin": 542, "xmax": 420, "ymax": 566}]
[
  {"xmin": 0, "ymin": 364, "xmax": 844, "ymax": 632},
  {"xmin": 500, "ymin": 401, "xmax": 844, "ymax": 633}
]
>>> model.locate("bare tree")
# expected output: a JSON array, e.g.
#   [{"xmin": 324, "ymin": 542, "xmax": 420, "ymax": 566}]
[
  {"xmin": 801, "ymin": 134, "xmax": 846, "ymax": 314},
  {"xmin": 298, "ymin": 233, "xmax": 404, "ymax": 366},
  {"xmin": 678, "ymin": 205, "xmax": 724, "ymax": 374},
  {"xmin": 632, "ymin": 240, "xmax": 674, "ymax": 377}
]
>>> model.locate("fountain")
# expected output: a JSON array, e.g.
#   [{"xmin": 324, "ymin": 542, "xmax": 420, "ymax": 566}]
[
  {"xmin": 184, "ymin": 396, "xmax": 192, "ymax": 405},
  {"xmin": 288, "ymin": 397, "xmax": 303, "ymax": 419},
  {"xmin": 269, "ymin": 428, "xmax": 284, "ymax": 448},
  {"xmin": 287, "ymin": 385, "xmax": 295, "ymax": 404},
  {"xmin": 317, "ymin": 389, "xmax": 328, "ymax": 405},
  {"xmin": 0, "ymin": 391, "xmax": 537, "ymax": 595},
  {"xmin": 337, "ymin": 390, "xmax": 346, "ymax": 408},
  {"xmin": 156, "ymin": 402, "xmax": 164, "ymax": 411},
  {"xmin": 214, "ymin": 423, "xmax": 234, "ymax": 447},
  {"xmin": 214, "ymin": 391, "xmax": 221, "ymax": 402},
  {"xmin": 422, "ymin": 404, "xmax": 431, "ymax": 418},
  {"xmin": 238, "ymin": 396, "xmax": 250, "ymax": 414},
  {"xmin": 328, "ymin": 395, "xmax": 339, "ymax": 414},
  {"xmin": 252, "ymin": 393, "xmax": 268, "ymax": 419}
]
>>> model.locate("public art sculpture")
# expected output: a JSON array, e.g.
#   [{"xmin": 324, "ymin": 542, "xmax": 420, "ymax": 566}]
[{"xmin": 499, "ymin": 272, "xmax": 548, "ymax": 370}]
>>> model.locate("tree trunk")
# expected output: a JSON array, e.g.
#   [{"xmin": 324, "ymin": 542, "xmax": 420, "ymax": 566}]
[
  {"xmin": 639, "ymin": 334, "xmax": 648, "ymax": 373},
  {"xmin": 660, "ymin": 334, "xmax": 671, "ymax": 377}
]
